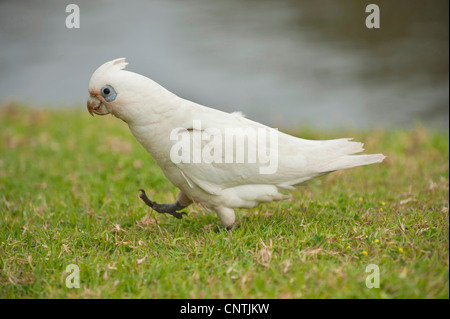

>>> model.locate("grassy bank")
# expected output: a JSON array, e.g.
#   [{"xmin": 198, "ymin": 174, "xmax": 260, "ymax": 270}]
[{"xmin": 0, "ymin": 105, "xmax": 448, "ymax": 298}]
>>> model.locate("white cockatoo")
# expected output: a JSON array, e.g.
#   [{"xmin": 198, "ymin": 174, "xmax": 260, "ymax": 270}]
[{"xmin": 87, "ymin": 58, "xmax": 385, "ymax": 228}]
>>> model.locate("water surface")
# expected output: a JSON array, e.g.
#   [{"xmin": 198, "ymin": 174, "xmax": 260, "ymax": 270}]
[{"xmin": 0, "ymin": 0, "xmax": 448, "ymax": 130}]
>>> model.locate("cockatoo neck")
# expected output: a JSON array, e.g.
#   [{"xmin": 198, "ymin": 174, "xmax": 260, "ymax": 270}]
[{"xmin": 111, "ymin": 72, "xmax": 179, "ymax": 126}]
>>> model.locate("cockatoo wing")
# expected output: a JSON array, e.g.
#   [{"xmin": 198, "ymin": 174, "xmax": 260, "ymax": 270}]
[{"xmin": 171, "ymin": 100, "xmax": 384, "ymax": 196}]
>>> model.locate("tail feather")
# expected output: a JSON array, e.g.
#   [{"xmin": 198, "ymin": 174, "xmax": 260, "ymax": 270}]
[
  {"xmin": 318, "ymin": 153, "xmax": 386, "ymax": 172},
  {"xmin": 321, "ymin": 138, "xmax": 365, "ymax": 155}
]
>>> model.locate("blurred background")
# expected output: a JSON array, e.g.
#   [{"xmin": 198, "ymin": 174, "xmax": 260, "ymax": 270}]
[{"xmin": 0, "ymin": 0, "xmax": 448, "ymax": 130}]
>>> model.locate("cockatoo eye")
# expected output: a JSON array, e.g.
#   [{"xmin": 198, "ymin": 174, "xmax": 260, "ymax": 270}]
[{"xmin": 100, "ymin": 85, "xmax": 117, "ymax": 102}]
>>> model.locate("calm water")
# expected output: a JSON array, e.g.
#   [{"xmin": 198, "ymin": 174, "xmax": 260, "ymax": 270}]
[{"xmin": 0, "ymin": 0, "xmax": 448, "ymax": 130}]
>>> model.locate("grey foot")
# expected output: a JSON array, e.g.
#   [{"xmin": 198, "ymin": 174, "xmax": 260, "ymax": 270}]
[{"xmin": 138, "ymin": 189, "xmax": 187, "ymax": 219}]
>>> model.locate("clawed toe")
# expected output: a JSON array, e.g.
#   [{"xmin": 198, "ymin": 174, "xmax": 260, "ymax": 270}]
[
  {"xmin": 138, "ymin": 189, "xmax": 155, "ymax": 208},
  {"xmin": 138, "ymin": 189, "xmax": 187, "ymax": 219},
  {"xmin": 169, "ymin": 211, "xmax": 187, "ymax": 219}
]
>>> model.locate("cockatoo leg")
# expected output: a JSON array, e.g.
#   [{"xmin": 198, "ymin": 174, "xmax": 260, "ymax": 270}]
[
  {"xmin": 215, "ymin": 207, "xmax": 236, "ymax": 230},
  {"xmin": 138, "ymin": 189, "xmax": 189, "ymax": 219}
]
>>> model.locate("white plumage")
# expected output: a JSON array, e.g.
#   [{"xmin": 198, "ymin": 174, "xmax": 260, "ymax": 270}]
[{"xmin": 87, "ymin": 58, "xmax": 385, "ymax": 228}]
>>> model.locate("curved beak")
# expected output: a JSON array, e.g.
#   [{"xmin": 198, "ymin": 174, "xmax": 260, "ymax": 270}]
[{"xmin": 87, "ymin": 96, "xmax": 109, "ymax": 116}]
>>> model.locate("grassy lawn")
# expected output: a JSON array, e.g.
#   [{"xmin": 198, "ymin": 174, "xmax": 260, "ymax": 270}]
[{"xmin": 0, "ymin": 105, "xmax": 448, "ymax": 298}]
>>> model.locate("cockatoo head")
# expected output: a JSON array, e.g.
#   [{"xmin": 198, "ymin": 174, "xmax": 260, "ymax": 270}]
[{"xmin": 87, "ymin": 58, "xmax": 161, "ymax": 123}]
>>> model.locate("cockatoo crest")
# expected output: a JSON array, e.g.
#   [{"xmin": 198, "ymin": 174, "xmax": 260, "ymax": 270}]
[
  {"xmin": 100, "ymin": 57, "xmax": 128, "ymax": 72},
  {"xmin": 89, "ymin": 58, "xmax": 128, "ymax": 86}
]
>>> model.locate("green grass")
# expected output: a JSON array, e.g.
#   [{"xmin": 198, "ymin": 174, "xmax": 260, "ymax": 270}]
[{"xmin": 0, "ymin": 105, "xmax": 448, "ymax": 298}]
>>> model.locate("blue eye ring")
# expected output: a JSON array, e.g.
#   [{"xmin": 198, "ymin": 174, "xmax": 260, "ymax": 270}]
[{"xmin": 101, "ymin": 85, "xmax": 117, "ymax": 102}]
